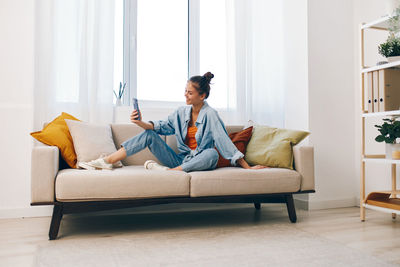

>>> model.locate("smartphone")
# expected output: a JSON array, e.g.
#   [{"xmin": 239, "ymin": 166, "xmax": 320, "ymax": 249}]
[{"xmin": 132, "ymin": 98, "xmax": 141, "ymax": 121}]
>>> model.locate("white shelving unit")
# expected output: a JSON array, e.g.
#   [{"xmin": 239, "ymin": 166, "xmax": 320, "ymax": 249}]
[{"xmin": 360, "ymin": 16, "xmax": 400, "ymax": 221}]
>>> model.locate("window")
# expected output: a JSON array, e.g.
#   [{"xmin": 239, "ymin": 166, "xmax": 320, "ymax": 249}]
[
  {"xmin": 117, "ymin": 0, "xmax": 229, "ymax": 108},
  {"xmin": 137, "ymin": 0, "xmax": 188, "ymax": 102}
]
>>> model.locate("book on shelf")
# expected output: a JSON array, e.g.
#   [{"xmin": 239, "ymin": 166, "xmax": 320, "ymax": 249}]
[{"xmin": 364, "ymin": 68, "xmax": 400, "ymax": 113}]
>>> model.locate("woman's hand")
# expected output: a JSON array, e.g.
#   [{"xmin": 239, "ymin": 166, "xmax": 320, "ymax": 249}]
[
  {"xmin": 249, "ymin": 165, "xmax": 269, "ymax": 169},
  {"xmin": 130, "ymin": 110, "xmax": 141, "ymax": 123},
  {"xmin": 130, "ymin": 110, "xmax": 154, "ymax": 130},
  {"xmin": 236, "ymin": 158, "xmax": 269, "ymax": 169}
]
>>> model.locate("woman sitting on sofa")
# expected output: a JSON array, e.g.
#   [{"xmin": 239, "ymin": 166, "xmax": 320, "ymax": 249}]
[{"xmin": 80, "ymin": 72, "xmax": 267, "ymax": 172}]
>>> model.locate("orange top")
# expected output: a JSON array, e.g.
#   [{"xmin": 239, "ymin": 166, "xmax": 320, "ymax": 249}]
[{"xmin": 185, "ymin": 126, "xmax": 198, "ymax": 150}]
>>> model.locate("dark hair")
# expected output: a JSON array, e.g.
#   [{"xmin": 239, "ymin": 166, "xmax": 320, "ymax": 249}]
[{"xmin": 189, "ymin": 72, "xmax": 214, "ymax": 99}]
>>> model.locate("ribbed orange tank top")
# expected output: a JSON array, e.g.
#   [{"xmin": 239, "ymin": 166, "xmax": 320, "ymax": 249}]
[{"xmin": 185, "ymin": 126, "xmax": 198, "ymax": 150}]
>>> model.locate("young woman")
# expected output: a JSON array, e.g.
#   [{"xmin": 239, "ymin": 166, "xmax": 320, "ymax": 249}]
[{"xmin": 81, "ymin": 72, "xmax": 267, "ymax": 172}]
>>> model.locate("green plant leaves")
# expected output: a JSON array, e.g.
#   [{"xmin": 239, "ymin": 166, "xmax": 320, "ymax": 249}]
[
  {"xmin": 374, "ymin": 118, "xmax": 400, "ymax": 144},
  {"xmin": 378, "ymin": 37, "xmax": 400, "ymax": 57}
]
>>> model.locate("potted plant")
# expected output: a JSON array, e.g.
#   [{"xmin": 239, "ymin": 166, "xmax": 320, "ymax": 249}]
[
  {"xmin": 374, "ymin": 118, "xmax": 400, "ymax": 158},
  {"xmin": 114, "ymin": 82, "xmax": 127, "ymax": 106},
  {"xmin": 378, "ymin": 36, "xmax": 400, "ymax": 62},
  {"xmin": 378, "ymin": 7, "xmax": 400, "ymax": 62}
]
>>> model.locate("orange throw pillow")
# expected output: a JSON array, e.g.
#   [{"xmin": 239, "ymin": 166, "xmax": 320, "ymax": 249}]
[
  {"xmin": 30, "ymin": 112, "xmax": 80, "ymax": 168},
  {"xmin": 216, "ymin": 126, "xmax": 253, "ymax": 168}
]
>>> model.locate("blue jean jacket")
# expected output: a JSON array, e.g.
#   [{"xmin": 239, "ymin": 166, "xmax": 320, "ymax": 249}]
[{"xmin": 150, "ymin": 101, "xmax": 244, "ymax": 166}]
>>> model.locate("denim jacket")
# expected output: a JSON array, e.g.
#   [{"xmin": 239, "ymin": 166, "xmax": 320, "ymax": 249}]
[{"xmin": 151, "ymin": 101, "xmax": 244, "ymax": 166}]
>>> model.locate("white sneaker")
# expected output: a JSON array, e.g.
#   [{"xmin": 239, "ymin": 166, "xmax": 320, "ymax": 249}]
[
  {"xmin": 144, "ymin": 160, "xmax": 169, "ymax": 171},
  {"xmin": 79, "ymin": 157, "xmax": 113, "ymax": 170}
]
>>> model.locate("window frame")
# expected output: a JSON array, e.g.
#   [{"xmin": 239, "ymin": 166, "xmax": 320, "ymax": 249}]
[{"xmin": 123, "ymin": 0, "xmax": 203, "ymax": 107}]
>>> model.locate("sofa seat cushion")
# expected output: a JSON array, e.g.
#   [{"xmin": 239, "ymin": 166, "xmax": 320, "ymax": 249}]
[
  {"xmin": 189, "ymin": 167, "xmax": 301, "ymax": 197},
  {"xmin": 55, "ymin": 166, "xmax": 191, "ymax": 202}
]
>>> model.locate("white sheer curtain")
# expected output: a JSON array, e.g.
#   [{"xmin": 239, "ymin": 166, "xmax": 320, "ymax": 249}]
[
  {"xmin": 224, "ymin": 0, "xmax": 285, "ymax": 128},
  {"xmin": 34, "ymin": 0, "xmax": 115, "ymax": 130}
]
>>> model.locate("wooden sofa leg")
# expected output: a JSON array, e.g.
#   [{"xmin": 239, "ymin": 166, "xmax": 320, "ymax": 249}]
[
  {"xmin": 254, "ymin": 203, "xmax": 261, "ymax": 210},
  {"xmin": 285, "ymin": 194, "xmax": 297, "ymax": 223},
  {"xmin": 49, "ymin": 204, "xmax": 63, "ymax": 240}
]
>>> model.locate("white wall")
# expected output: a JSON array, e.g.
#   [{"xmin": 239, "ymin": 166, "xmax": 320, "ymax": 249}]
[{"xmin": 306, "ymin": 0, "xmax": 358, "ymax": 209}]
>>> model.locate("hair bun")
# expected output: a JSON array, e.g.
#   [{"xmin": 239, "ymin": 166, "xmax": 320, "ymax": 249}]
[{"xmin": 203, "ymin": 72, "xmax": 214, "ymax": 83}]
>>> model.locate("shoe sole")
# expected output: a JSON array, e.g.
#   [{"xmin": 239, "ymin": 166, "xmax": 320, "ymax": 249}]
[
  {"xmin": 144, "ymin": 160, "xmax": 156, "ymax": 170},
  {"xmin": 78, "ymin": 162, "xmax": 95, "ymax": 170},
  {"xmin": 79, "ymin": 162, "xmax": 113, "ymax": 170}
]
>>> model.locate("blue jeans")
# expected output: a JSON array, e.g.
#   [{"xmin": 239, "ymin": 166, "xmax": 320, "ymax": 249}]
[{"xmin": 121, "ymin": 130, "xmax": 219, "ymax": 172}]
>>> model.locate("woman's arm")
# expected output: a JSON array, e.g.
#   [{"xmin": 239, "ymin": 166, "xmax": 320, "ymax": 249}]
[
  {"xmin": 130, "ymin": 110, "xmax": 154, "ymax": 130},
  {"xmin": 208, "ymin": 111, "xmax": 268, "ymax": 169}
]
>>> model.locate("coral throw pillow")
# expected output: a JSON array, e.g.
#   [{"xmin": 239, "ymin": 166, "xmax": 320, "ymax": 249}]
[
  {"xmin": 30, "ymin": 112, "xmax": 80, "ymax": 168},
  {"xmin": 217, "ymin": 126, "xmax": 253, "ymax": 168},
  {"xmin": 244, "ymin": 126, "xmax": 309, "ymax": 169}
]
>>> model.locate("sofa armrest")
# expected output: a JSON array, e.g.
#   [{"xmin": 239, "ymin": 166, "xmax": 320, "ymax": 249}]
[
  {"xmin": 293, "ymin": 146, "xmax": 315, "ymax": 191},
  {"xmin": 31, "ymin": 145, "xmax": 59, "ymax": 204}
]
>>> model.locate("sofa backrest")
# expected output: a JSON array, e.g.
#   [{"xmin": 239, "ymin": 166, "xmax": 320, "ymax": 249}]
[{"xmin": 111, "ymin": 124, "xmax": 244, "ymax": 166}]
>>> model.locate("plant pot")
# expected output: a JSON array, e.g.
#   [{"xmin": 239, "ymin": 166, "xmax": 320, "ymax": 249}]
[
  {"xmin": 385, "ymin": 143, "xmax": 400, "ymax": 159},
  {"xmin": 387, "ymin": 56, "xmax": 400, "ymax": 62},
  {"xmin": 116, "ymin": 99, "xmax": 122, "ymax": 106}
]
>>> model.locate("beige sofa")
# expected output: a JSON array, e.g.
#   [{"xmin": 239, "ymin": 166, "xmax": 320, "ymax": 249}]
[{"xmin": 31, "ymin": 124, "xmax": 315, "ymax": 240}]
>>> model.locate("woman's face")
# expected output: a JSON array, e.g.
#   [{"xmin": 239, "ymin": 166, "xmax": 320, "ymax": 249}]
[{"xmin": 185, "ymin": 82, "xmax": 205, "ymax": 105}]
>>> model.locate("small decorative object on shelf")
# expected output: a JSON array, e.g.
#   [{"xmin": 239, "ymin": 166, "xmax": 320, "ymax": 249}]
[
  {"xmin": 114, "ymin": 82, "xmax": 127, "ymax": 106},
  {"xmin": 378, "ymin": 7, "xmax": 400, "ymax": 62},
  {"xmin": 392, "ymin": 150, "xmax": 400, "ymax": 159},
  {"xmin": 378, "ymin": 37, "xmax": 400, "ymax": 62},
  {"xmin": 374, "ymin": 117, "xmax": 400, "ymax": 159}
]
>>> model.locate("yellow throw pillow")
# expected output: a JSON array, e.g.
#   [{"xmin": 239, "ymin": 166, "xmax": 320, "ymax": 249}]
[
  {"xmin": 30, "ymin": 112, "xmax": 80, "ymax": 168},
  {"xmin": 244, "ymin": 126, "xmax": 309, "ymax": 169}
]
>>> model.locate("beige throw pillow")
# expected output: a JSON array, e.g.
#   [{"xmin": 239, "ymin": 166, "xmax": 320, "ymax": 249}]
[
  {"xmin": 65, "ymin": 119, "xmax": 122, "ymax": 168},
  {"xmin": 244, "ymin": 126, "xmax": 309, "ymax": 169}
]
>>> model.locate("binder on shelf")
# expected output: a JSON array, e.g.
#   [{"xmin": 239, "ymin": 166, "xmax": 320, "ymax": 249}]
[
  {"xmin": 366, "ymin": 72, "xmax": 373, "ymax": 112},
  {"xmin": 372, "ymin": 71, "xmax": 379, "ymax": 112},
  {"xmin": 378, "ymin": 68, "xmax": 400, "ymax": 112}
]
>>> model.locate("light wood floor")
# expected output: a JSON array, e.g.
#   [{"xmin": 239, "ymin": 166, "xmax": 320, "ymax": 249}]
[{"xmin": 0, "ymin": 204, "xmax": 399, "ymax": 266}]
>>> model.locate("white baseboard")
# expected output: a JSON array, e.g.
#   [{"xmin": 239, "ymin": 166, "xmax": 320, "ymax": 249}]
[
  {"xmin": 294, "ymin": 198, "xmax": 309, "ymax": 210},
  {"xmin": 307, "ymin": 197, "xmax": 358, "ymax": 210},
  {"xmin": 0, "ymin": 206, "xmax": 53, "ymax": 219}
]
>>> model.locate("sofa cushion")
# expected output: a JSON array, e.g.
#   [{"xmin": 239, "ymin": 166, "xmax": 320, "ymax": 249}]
[
  {"xmin": 55, "ymin": 166, "xmax": 191, "ymax": 201},
  {"xmin": 66, "ymin": 120, "xmax": 122, "ymax": 168},
  {"xmin": 30, "ymin": 112, "xmax": 80, "ymax": 168},
  {"xmin": 216, "ymin": 126, "xmax": 253, "ymax": 168},
  {"xmin": 189, "ymin": 167, "xmax": 301, "ymax": 197},
  {"xmin": 245, "ymin": 126, "xmax": 309, "ymax": 169}
]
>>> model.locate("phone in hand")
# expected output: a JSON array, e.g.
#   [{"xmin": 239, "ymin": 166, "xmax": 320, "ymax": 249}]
[{"xmin": 132, "ymin": 98, "xmax": 141, "ymax": 121}]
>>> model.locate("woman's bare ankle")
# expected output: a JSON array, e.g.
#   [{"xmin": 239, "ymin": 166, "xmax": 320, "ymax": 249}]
[{"xmin": 104, "ymin": 156, "xmax": 113, "ymax": 164}]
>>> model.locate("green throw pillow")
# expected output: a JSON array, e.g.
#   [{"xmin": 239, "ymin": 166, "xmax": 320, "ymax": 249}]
[{"xmin": 244, "ymin": 126, "xmax": 309, "ymax": 169}]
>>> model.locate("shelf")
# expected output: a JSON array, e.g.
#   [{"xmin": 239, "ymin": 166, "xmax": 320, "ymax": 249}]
[
  {"xmin": 363, "ymin": 203, "xmax": 400, "ymax": 215},
  {"xmin": 361, "ymin": 15, "xmax": 391, "ymax": 30},
  {"xmin": 375, "ymin": 190, "xmax": 400, "ymax": 195},
  {"xmin": 362, "ymin": 110, "xmax": 400, "ymax": 117},
  {"xmin": 360, "ymin": 15, "xmax": 400, "ymax": 222},
  {"xmin": 361, "ymin": 61, "xmax": 400, "ymax": 73},
  {"xmin": 363, "ymin": 157, "xmax": 400, "ymax": 164},
  {"xmin": 364, "ymin": 192, "xmax": 400, "ymax": 214}
]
